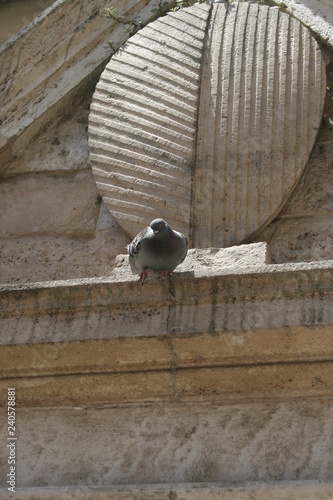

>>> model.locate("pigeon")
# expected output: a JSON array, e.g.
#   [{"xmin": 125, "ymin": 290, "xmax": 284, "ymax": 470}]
[{"xmin": 126, "ymin": 218, "xmax": 188, "ymax": 285}]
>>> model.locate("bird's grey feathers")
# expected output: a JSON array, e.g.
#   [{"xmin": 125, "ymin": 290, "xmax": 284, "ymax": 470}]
[{"xmin": 127, "ymin": 218, "xmax": 188, "ymax": 281}]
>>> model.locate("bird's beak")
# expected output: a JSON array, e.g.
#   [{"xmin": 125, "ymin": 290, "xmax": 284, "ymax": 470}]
[{"xmin": 154, "ymin": 230, "xmax": 159, "ymax": 235}]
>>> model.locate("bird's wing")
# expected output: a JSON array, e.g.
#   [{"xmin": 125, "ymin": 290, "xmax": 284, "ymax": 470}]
[
  {"xmin": 173, "ymin": 231, "xmax": 188, "ymax": 264},
  {"xmin": 127, "ymin": 226, "xmax": 152, "ymax": 259}
]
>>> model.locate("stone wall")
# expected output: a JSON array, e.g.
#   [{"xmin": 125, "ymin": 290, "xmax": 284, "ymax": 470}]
[
  {"xmin": 0, "ymin": 1, "xmax": 333, "ymax": 284},
  {"xmin": 1, "ymin": 0, "xmax": 333, "ymax": 498},
  {"xmin": 2, "ymin": 250, "xmax": 333, "ymax": 496}
]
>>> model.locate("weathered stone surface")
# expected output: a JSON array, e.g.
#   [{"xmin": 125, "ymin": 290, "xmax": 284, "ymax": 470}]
[
  {"xmin": 113, "ymin": 242, "xmax": 269, "ymax": 280},
  {"xmin": 1, "ymin": 402, "xmax": 333, "ymax": 487},
  {"xmin": 0, "ymin": 0, "xmax": 177, "ymax": 166},
  {"xmin": 283, "ymin": 142, "xmax": 333, "ymax": 216},
  {"xmin": 0, "ymin": 94, "xmax": 130, "ymax": 284},
  {"xmin": 3, "ymin": 324, "xmax": 332, "ymax": 380},
  {"xmin": 5, "ymin": 118, "xmax": 91, "ymax": 176},
  {"xmin": 1, "ymin": 481, "xmax": 333, "ymax": 500},
  {"xmin": 255, "ymin": 141, "xmax": 333, "ymax": 262},
  {"xmin": 0, "ymin": 172, "xmax": 100, "ymax": 239},
  {"xmin": 88, "ymin": 2, "xmax": 326, "ymax": 246},
  {"xmin": 0, "ymin": 2, "xmax": 332, "ymax": 496},
  {"xmin": 270, "ymin": 0, "xmax": 333, "ymax": 49},
  {"xmin": 0, "ymin": 0, "xmax": 54, "ymax": 44},
  {"xmin": 2, "ymin": 256, "xmax": 333, "ymax": 346},
  {"xmin": 2, "ymin": 257, "xmax": 333, "ymax": 490},
  {"xmin": 259, "ymin": 216, "xmax": 333, "ymax": 263},
  {"xmin": 192, "ymin": 2, "xmax": 326, "ymax": 247},
  {"xmin": 0, "ymin": 209, "xmax": 129, "ymax": 284},
  {"xmin": 0, "ymin": 2, "xmax": 331, "ymax": 286},
  {"xmin": 0, "ymin": 135, "xmax": 13, "ymax": 172},
  {"xmin": 2, "ymin": 323, "xmax": 333, "ymax": 406}
]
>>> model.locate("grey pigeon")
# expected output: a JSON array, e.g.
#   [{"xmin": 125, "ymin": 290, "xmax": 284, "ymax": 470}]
[{"xmin": 127, "ymin": 218, "xmax": 188, "ymax": 284}]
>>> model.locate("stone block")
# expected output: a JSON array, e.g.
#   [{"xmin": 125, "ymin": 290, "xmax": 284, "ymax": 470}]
[
  {"xmin": 1, "ymin": 251, "xmax": 333, "ymax": 491},
  {"xmin": 282, "ymin": 142, "xmax": 333, "ymax": 217},
  {"xmin": 1, "ymin": 255, "xmax": 333, "ymax": 347},
  {"xmin": 0, "ymin": 172, "xmax": 100, "ymax": 239},
  {"xmin": 113, "ymin": 242, "xmax": 269, "ymax": 281},
  {"xmin": 260, "ymin": 216, "xmax": 333, "ymax": 263},
  {"xmin": 5, "ymin": 118, "xmax": 91, "ymax": 176},
  {"xmin": 1, "ymin": 402, "xmax": 333, "ymax": 487}
]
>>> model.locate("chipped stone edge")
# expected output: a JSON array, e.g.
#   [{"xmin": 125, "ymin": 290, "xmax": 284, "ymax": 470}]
[
  {"xmin": 269, "ymin": 0, "xmax": 333, "ymax": 53},
  {"xmin": 0, "ymin": 481, "xmax": 333, "ymax": 500}
]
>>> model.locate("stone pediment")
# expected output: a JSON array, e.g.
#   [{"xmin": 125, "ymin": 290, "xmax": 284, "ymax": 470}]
[{"xmin": 88, "ymin": 2, "xmax": 326, "ymax": 247}]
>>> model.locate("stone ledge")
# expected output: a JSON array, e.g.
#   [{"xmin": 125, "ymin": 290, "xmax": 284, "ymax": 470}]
[
  {"xmin": 114, "ymin": 242, "xmax": 269, "ymax": 279},
  {"xmin": 1, "ymin": 480, "xmax": 333, "ymax": 499},
  {"xmin": 1, "ymin": 246, "xmax": 333, "ymax": 406},
  {"xmin": 1, "ymin": 245, "xmax": 333, "ymax": 346}
]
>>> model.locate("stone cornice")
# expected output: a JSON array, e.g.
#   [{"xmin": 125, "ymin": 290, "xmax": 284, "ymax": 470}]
[
  {"xmin": 1, "ymin": 324, "xmax": 333, "ymax": 407},
  {"xmin": 1, "ymin": 254, "xmax": 333, "ymax": 346},
  {"xmin": 2, "ymin": 248, "xmax": 333, "ymax": 407}
]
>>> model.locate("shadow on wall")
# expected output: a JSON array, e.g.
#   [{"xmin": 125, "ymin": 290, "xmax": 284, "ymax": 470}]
[{"xmin": 0, "ymin": 0, "xmax": 54, "ymax": 44}]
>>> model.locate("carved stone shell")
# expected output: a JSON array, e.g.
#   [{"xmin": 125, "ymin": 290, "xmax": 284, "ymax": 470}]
[{"xmin": 88, "ymin": 2, "xmax": 326, "ymax": 247}]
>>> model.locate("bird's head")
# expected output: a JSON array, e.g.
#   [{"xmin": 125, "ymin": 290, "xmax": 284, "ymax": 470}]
[{"xmin": 150, "ymin": 218, "xmax": 168, "ymax": 236}]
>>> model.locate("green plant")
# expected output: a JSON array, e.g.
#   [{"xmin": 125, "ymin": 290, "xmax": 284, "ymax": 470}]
[
  {"xmin": 104, "ymin": 7, "xmax": 144, "ymax": 34},
  {"xmin": 104, "ymin": 0, "xmax": 214, "ymax": 53}
]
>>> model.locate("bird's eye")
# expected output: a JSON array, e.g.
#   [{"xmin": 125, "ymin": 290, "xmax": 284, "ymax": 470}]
[{"xmin": 160, "ymin": 222, "xmax": 164, "ymax": 228}]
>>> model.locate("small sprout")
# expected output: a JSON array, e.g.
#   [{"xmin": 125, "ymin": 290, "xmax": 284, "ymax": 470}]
[
  {"xmin": 108, "ymin": 39, "xmax": 115, "ymax": 53},
  {"xmin": 104, "ymin": 7, "xmax": 124, "ymax": 21},
  {"xmin": 104, "ymin": 5, "xmax": 144, "ymax": 46},
  {"xmin": 322, "ymin": 114, "xmax": 332, "ymax": 129},
  {"xmin": 105, "ymin": 0, "xmax": 213, "ymax": 52}
]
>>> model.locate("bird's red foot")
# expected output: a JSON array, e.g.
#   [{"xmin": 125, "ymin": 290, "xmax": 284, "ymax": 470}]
[
  {"xmin": 159, "ymin": 270, "xmax": 172, "ymax": 280},
  {"xmin": 139, "ymin": 270, "xmax": 154, "ymax": 286}
]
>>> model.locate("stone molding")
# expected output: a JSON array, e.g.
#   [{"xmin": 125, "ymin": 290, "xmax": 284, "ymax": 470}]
[
  {"xmin": 1, "ymin": 324, "xmax": 333, "ymax": 407},
  {"xmin": 1, "ymin": 481, "xmax": 333, "ymax": 499},
  {"xmin": 1, "ymin": 246, "xmax": 333, "ymax": 407},
  {"xmin": 1, "ymin": 246, "xmax": 333, "ymax": 345}
]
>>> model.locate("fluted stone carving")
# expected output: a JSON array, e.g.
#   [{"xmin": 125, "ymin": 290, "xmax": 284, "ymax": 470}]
[
  {"xmin": 88, "ymin": 2, "xmax": 326, "ymax": 246},
  {"xmin": 89, "ymin": 3, "xmax": 210, "ymax": 239}
]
